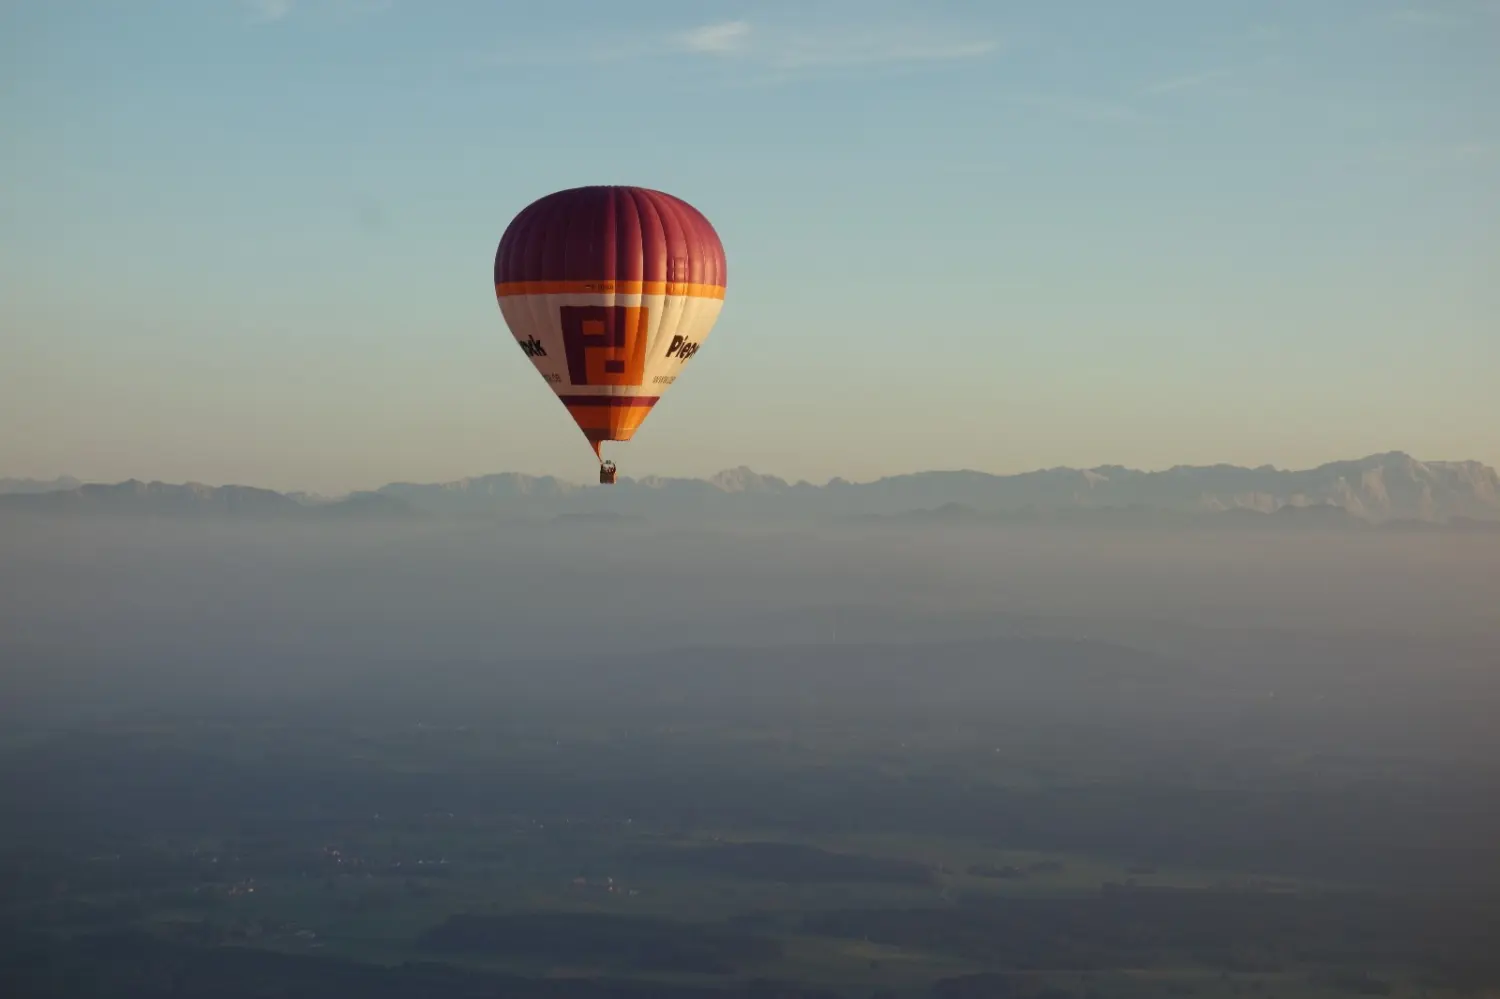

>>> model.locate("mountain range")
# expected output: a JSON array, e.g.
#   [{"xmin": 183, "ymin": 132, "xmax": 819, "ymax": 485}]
[
  {"xmin": 0, "ymin": 476, "xmax": 81, "ymax": 495},
  {"xmin": 2, "ymin": 452, "xmax": 1497, "ymax": 528}
]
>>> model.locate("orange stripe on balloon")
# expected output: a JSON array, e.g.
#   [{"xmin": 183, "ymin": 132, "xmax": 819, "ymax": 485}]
[
  {"xmin": 495, "ymin": 280, "xmax": 725, "ymax": 300},
  {"xmin": 561, "ymin": 395, "xmax": 658, "ymax": 442}
]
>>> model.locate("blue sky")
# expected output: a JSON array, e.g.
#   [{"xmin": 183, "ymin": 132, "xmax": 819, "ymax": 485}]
[{"xmin": 2, "ymin": 0, "xmax": 1496, "ymax": 491}]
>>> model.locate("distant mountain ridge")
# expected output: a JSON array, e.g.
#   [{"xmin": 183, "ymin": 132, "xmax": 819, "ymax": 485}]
[
  {"xmin": 3, "ymin": 452, "xmax": 1497, "ymax": 526},
  {"xmin": 0, "ymin": 479, "xmax": 413, "ymax": 520},
  {"xmin": 0, "ymin": 476, "xmax": 80, "ymax": 495}
]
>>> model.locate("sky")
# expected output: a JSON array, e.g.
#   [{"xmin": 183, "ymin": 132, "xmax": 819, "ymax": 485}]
[{"xmin": 1, "ymin": 0, "xmax": 1496, "ymax": 493}]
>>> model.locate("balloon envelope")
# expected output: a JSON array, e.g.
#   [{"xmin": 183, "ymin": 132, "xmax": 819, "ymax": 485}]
[{"xmin": 493, "ymin": 186, "xmax": 728, "ymax": 459}]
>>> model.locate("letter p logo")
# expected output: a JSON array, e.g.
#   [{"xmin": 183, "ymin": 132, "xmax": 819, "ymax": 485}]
[{"xmin": 559, "ymin": 305, "xmax": 650, "ymax": 387}]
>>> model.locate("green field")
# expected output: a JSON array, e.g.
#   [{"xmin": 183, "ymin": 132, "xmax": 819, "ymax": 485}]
[
  {"xmin": 4, "ymin": 631, "xmax": 1499, "ymax": 999},
  {"xmin": 5, "ymin": 719, "xmax": 1496, "ymax": 998}
]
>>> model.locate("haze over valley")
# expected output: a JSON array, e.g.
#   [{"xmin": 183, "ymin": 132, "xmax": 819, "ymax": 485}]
[{"xmin": 3, "ymin": 456, "xmax": 1499, "ymax": 996}]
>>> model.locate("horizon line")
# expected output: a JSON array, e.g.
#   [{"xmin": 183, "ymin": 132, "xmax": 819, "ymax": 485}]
[{"xmin": 3, "ymin": 449, "xmax": 1492, "ymax": 499}]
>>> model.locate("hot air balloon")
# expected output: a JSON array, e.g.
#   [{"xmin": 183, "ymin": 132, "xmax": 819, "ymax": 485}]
[{"xmin": 493, "ymin": 186, "xmax": 728, "ymax": 484}]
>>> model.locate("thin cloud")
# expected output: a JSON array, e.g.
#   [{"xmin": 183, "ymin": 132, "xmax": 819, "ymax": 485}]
[
  {"xmin": 1374, "ymin": 140, "xmax": 1499, "ymax": 169},
  {"xmin": 336, "ymin": 0, "xmax": 393, "ymax": 14},
  {"xmin": 1004, "ymin": 95, "xmax": 1153, "ymax": 126},
  {"xmin": 675, "ymin": 21, "xmax": 752, "ymax": 55},
  {"xmin": 243, "ymin": 0, "xmax": 390, "ymax": 24},
  {"xmin": 767, "ymin": 31, "xmax": 997, "ymax": 70},
  {"xmin": 1139, "ymin": 70, "xmax": 1232, "ymax": 97},
  {"xmin": 1384, "ymin": 0, "xmax": 1500, "ymax": 27},
  {"xmin": 496, "ymin": 17, "xmax": 997, "ymax": 77},
  {"xmin": 1389, "ymin": 5, "xmax": 1458, "ymax": 25},
  {"xmin": 245, "ymin": 0, "xmax": 293, "ymax": 22}
]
